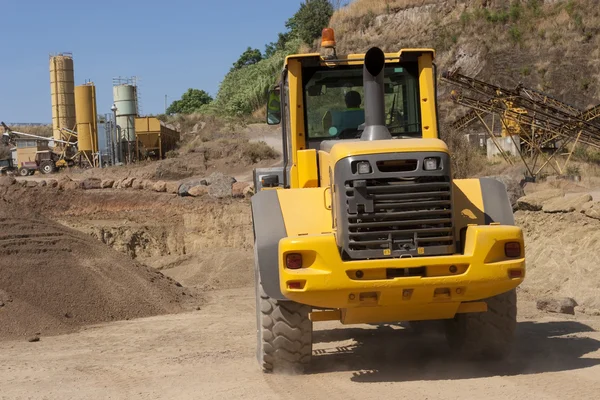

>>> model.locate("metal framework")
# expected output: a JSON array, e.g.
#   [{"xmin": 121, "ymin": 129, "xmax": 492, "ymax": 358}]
[{"xmin": 442, "ymin": 70, "xmax": 600, "ymax": 178}]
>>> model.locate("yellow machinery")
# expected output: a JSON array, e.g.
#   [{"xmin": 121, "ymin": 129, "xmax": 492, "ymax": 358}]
[
  {"xmin": 251, "ymin": 28, "xmax": 525, "ymax": 373},
  {"xmin": 134, "ymin": 117, "xmax": 180, "ymax": 160},
  {"xmin": 75, "ymin": 82, "xmax": 99, "ymax": 165}
]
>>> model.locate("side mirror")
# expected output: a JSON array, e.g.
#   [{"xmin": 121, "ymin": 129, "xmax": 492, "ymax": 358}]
[{"xmin": 267, "ymin": 89, "xmax": 281, "ymax": 125}]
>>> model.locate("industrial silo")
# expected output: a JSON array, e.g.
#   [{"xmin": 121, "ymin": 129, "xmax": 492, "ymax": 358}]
[
  {"xmin": 113, "ymin": 81, "xmax": 138, "ymax": 163},
  {"xmin": 50, "ymin": 53, "xmax": 76, "ymax": 141},
  {"xmin": 74, "ymin": 82, "xmax": 98, "ymax": 162}
]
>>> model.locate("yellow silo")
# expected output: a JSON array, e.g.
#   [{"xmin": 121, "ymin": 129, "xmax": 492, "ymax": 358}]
[
  {"xmin": 75, "ymin": 83, "xmax": 98, "ymax": 156},
  {"xmin": 50, "ymin": 53, "xmax": 76, "ymax": 141}
]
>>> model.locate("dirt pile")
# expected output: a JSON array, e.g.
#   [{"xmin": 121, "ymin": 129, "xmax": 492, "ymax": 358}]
[
  {"xmin": 516, "ymin": 210, "xmax": 600, "ymax": 314},
  {"xmin": 0, "ymin": 203, "xmax": 193, "ymax": 340}
]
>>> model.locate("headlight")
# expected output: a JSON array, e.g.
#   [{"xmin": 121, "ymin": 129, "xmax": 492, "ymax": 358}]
[
  {"xmin": 357, "ymin": 161, "xmax": 372, "ymax": 174},
  {"xmin": 423, "ymin": 157, "xmax": 439, "ymax": 171}
]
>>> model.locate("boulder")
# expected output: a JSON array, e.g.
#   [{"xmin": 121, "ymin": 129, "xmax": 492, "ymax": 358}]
[
  {"xmin": 132, "ymin": 179, "xmax": 145, "ymax": 190},
  {"xmin": 207, "ymin": 172, "xmax": 236, "ymax": 199},
  {"xmin": 543, "ymin": 193, "xmax": 593, "ymax": 213},
  {"xmin": 187, "ymin": 185, "xmax": 209, "ymax": 197},
  {"xmin": 178, "ymin": 179, "xmax": 208, "ymax": 196},
  {"xmin": 119, "ymin": 177, "xmax": 135, "ymax": 189},
  {"xmin": 232, "ymin": 182, "xmax": 251, "ymax": 198},
  {"xmin": 166, "ymin": 181, "xmax": 181, "ymax": 194},
  {"xmin": 101, "ymin": 179, "xmax": 115, "ymax": 189},
  {"xmin": 152, "ymin": 181, "xmax": 167, "ymax": 193},
  {"xmin": 243, "ymin": 184, "xmax": 255, "ymax": 198},
  {"xmin": 581, "ymin": 201, "xmax": 600, "ymax": 220},
  {"xmin": 143, "ymin": 180, "xmax": 154, "ymax": 190},
  {"xmin": 0, "ymin": 176, "xmax": 16, "ymax": 186},
  {"xmin": 26, "ymin": 180, "xmax": 38, "ymax": 188},
  {"xmin": 516, "ymin": 189, "xmax": 565, "ymax": 211},
  {"xmin": 81, "ymin": 177, "xmax": 102, "ymax": 190},
  {"xmin": 63, "ymin": 181, "xmax": 79, "ymax": 191},
  {"xmin": 39, "ymin": 180, "xmax": 47, "ymax": 187},
  {"xmin": 536, "ymin": 297, "xmax": 578, "ymax": 315},
  {"xmin": 47, "ymin": 179, "xmax": 58, "ymax": 188}
]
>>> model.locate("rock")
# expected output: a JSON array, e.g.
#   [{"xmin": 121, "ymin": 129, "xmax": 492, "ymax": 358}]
[
  {"xmin": 39, "ymin": 180, "xmax": 47, "ymax": 187},
  {"xmin": 101, "ymin": 179, "xmax": 115, "ymax": 189},
  {"xmin": 581, "ymin": 201, "xmax": 600, "ymax": 220},
  {"xmin": 243, "ymin": 184, "xmax": 255, "ymax": 198},
  {"xmin": 207, "ymin": 172, "xmax": 236, "ymax": 199},
  {"xmin": 516, "ymin": 189, "xmax": 565, "ymax": 211},
  {"xmin": 543, "ymin": 193, "xmax": 593, "ymax": 213},
  {"xmin": 187, "ymin": 185, "xmax": 209, "ymax": 197},
  {"xmin": 119, "ymin": 177, "xmax": 135, "ymax": 189},
  {"xmin": 27, "ymin": 336, "xmax": 40, "ymax": 343},
  {"xmin": 166, "ymin": 181, "xmax": 181, "ymax": 194},
  {"xmin": 536, "ymin": 297, "xmax": 578, "ymax": 315},
  {"xmin": 484, "ymin": 175, "xmax": 525, "ymax": 208},
  {"xmin": 26, "ymin": 181, "xmax": 38, "ymax": 188},
  {"xmin": 178, "ymin": 179, "xmax": 208, "ymax": 196},
  {"xmin": 132, "ymin": 179, "xmax": 145, "ymax": 190},
  {"xmin": 81, "ymin": 177, "xmax": 102, "ymax": 190},
  {"xmin": 18, "ymin": 180, "xmax": 27, "ymax": 186},
  {"xmin": 63, "ymin": 181, "xmax": 79, "ymax": 191},
  {"xmin": 143, "ymin": 180, "xmax": 154, "ymax": 190},
  {"xmin": 47, "ymin": 179, "xmax": 58, "ymax": 188},
  {"xmin": 0, "ymin": 176, "xmax": 16, "ymax": 186},
  {"xmin": 152, "ymin": 181, "xmax": 167, "ymax": 192},
  {"xmin": 232, "ymin": 182, "xmax": 251, "ymax": 198}
]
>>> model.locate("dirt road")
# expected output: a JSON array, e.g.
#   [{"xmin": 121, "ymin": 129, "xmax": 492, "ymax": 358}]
[{"xmin": 1, "ymin": 288, "xmax": 599, "ymax": 400}]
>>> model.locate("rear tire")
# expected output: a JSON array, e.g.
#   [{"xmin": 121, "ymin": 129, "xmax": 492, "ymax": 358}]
[
  {"xmin": 18, "ymin": 168, "xmax": 29, "ymax": 177},
  {"xmin": 445, "ymin": 289, "xmax": 517, "ymax": 360},
  {"xmin": 40, "ymin": 160, "xmax": 55, "ymax": 174},
  {"xmin": 255, "ymin": 274, "xmax": 312, "ymax": 373}
]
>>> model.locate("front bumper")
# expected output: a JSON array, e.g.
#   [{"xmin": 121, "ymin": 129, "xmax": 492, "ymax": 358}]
[{"xmin": 279, "ymin": 225, "xmax": 525, "ymax": 320}]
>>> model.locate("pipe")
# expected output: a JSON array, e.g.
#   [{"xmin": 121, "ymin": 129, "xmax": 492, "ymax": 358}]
[{"xmin": 361, "ymin": 47, "xmax": 392, "ymax": 141}]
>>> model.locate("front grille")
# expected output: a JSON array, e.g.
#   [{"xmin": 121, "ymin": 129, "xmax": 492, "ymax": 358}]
[{"xmin": 335, "ymin": 152, "xmax": 455, "ymax": 260}]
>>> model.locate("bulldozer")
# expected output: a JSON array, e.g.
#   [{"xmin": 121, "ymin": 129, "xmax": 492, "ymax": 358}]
[{"xmin": 252, "ymin": 28, "xmax": 525, "ymax": 373}]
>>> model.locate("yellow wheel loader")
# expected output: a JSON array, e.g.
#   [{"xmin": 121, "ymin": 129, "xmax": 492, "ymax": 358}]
[{"xmin": 252, "ymin": 29, "xmax": 525, "ymax": 374}]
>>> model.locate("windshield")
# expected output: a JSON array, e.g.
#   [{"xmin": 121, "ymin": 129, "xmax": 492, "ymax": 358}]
[{"xmin": 303, "ymin": 63, "xmax": 421, "ymax": 140}]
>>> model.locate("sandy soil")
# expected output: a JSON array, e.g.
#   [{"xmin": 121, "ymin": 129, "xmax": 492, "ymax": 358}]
[{"xmin": 1, "ymin": 288, "xmax": 599, "ymax": 400}]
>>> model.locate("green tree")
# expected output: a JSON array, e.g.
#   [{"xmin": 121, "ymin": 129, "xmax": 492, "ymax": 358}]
[
  {"xmin": 231, "ymin": 47, "xmax": 263, "ymax": 71},
  {"xmin": 287, "ymin": 0, "xmax": 334, "ymax": 45},
  {"xmin": 166, "ymin": 89, "xmax": 213, "ymax": 115}
]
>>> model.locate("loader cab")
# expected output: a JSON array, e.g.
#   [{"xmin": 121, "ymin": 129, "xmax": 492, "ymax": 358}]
[{"xmin": 260, "ymin": 31, "xmax": 440, "ymax": 192}]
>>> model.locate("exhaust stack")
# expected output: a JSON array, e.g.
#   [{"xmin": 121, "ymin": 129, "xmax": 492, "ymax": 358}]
[{"xmin": 361, "ymin": 47, "xmax": 392, "ymax": 141}]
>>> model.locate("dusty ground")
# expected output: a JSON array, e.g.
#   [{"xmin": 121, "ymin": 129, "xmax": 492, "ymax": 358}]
[{"xmin": 1, "ymin": 288, "xmax": 599, "ymax": 399}]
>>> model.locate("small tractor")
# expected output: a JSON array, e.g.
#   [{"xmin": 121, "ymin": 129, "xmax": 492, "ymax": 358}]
[{"xmin": 251, "ymin": 28, "xmax": 525, "ymax": 373}]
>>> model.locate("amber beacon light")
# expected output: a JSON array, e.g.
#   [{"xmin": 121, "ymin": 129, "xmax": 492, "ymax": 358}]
[{"xmin": 321, "ymin": 28, "xmax": 336, "ymax": 48}]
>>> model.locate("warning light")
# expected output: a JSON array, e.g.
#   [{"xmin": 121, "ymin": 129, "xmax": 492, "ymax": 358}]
[{"xmin": 321, "ymin": 28, "xmax": 336, "ymax": 48}]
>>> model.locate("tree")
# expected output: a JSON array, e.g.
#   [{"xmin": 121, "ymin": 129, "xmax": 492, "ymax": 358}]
[
  {"xmin": 231, "ymin": 47, "xmax": 263, "ymax": 71},
  {"xmin": 166, "ymin": 89, "xmax": 213, "ymax": 115},
  {"xmin": 287, "ymin": 0, "xmax": 334, "ymax": 45}
]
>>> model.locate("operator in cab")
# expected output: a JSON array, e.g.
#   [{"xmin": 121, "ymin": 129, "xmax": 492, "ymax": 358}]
[{"xmin": 322, "ymin": 90, "xmax": 365, "ymax": 138}]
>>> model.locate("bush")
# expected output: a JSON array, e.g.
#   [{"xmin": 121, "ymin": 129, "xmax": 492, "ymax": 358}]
[
  {"xmin": 242, "ymin": 141, "xmax": 279, "ymax": 164},
  {"xmin": 440, "ymin": 125, "xmax": 487, "ymax": 179}
]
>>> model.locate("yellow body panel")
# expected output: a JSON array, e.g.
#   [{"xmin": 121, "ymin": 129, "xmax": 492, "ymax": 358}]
[
  {"xmin": 277, "ymin": 188, "xmax": 333, "ymax": 236},
  {"xmin": 318, "ymin": 151, "xmax": 331, "ymax": 187},
  {"xmin": 418, "ymin": 53, "xmax": 438, "ymax": 139},
  {"xmin": 328, "ymin": 138, "xmax": 449, "ymax": 165},
  {"xmin": 296, "ymin": 149, "xmax": 319, "ymax": 188},
  {"xmin": 285, "ymin": 49, "xmax": 436, "ymax": 66},
  {"xmin": 277, "ymin": 225, "xmax": 524, "ymax": 324},
  {"xmin": 287, "ymin": 59, "xmax": 306, "ymax": 188}
]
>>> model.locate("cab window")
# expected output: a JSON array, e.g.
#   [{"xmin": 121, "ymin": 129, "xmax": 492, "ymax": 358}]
[{"xmin": 303, "ymin": 63, "xmax": 421, "ymax": 140}]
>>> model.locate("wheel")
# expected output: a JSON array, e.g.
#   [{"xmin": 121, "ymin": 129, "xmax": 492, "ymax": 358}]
[
  {"xmin": 18, "ymin": 168, "xmax": 29, "ymax": 177},
  {"xmin": 445, "ymin": 289, "xmax": 517, "ymax": 360},
  {"xmin": 255, "ymin": 260, "xmax": 312, "ymax": 373},
  {"xmin": 40, "ymin": 160, "xmax": 55, "ymax": 174}
]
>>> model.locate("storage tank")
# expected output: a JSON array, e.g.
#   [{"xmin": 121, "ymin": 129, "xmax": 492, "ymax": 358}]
[
  {"xmin": 74, "ymin": 83, "xmax": 98, "ymax": 156},
  {"xmin": 50, "ymin": 53, "xmax": 76, "ymax": 141},
  {"xmin": 113, "ymin": 84, "xmax": 137, "ymax": 142}
]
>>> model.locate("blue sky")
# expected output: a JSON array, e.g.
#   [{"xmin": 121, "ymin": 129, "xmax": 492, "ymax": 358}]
[{"xmin": 0, "ymin": 0, "xmax": 302, "ymax": 122}]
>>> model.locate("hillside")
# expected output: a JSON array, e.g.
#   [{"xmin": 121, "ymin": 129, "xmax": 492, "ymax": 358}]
[{"xmin": 329, "ymin": 0, "xmax": 600, "ymax": 120}]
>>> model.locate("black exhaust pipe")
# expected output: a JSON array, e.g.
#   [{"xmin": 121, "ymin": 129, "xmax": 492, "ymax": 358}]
[{"xmin": 361, "ymin": 47, "xmax": 392, "ymax": 141}]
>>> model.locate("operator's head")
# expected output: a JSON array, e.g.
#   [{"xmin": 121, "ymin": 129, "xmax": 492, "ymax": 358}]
[{"xmin": 345, "ymin": 91, "xmax": 361, "ymax": 109}]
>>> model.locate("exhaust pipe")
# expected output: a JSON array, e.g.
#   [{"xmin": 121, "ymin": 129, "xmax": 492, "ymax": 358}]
[{"xmin": 361, "ymin": 47, "xmax": 392, "ymax": 141}]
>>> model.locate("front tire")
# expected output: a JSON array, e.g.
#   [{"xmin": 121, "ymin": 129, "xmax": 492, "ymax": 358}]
[
  {"xmin": 40, "ymin": 160, "xmax": 55, "ymax": 174},
  {"xmin": 445, "ymin": 289, "xmax": 517, "ymax": 360},
  {"xmin": 255, "ymin": 275, "xmax": 312, "ymax": 373},
  {"xmin": 18, "ymin": 168, "xmax": 29, "ymax": 177}
]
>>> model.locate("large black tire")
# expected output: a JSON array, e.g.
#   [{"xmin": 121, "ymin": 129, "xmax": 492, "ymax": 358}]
[
  {"xmin": 18, "ymin": 168, "xmax": 29, "ymax": 177},
  {"xmin": 40, "ymin": 160, "xmax": 55, "ymax": 175},
  {"xmin": 445, "ymin": 289, "xmax": 517, "ymax": 360},
  {"xmin": 255, "ymin": 275, "xmax": 312, "ymax": 373}
]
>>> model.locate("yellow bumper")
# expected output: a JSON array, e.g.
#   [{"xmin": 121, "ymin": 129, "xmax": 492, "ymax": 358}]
[{"xmin": 279, "ymin": 225, "xmax": 525, "ymax": 324}]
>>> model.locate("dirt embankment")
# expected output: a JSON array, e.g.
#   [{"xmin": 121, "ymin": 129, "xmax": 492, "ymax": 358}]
[{"xmin": 0, "ymin": 201, "xmax": 196, "ymax": 340}]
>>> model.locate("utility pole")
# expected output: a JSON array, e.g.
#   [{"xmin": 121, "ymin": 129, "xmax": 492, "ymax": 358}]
[{"xmin": 164, "ymin": 95, "xmax": 167, "ymax": 114}]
